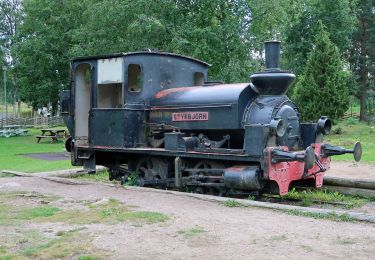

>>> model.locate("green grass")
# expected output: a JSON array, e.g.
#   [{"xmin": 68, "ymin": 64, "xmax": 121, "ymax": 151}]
[
  {"xmin": 23, "ymin": 231, "xmax": 86, "ymax": 258},
  {"xmin": 0, "ymin": 190, "xmax": 113, "ymax": 259},
  {"xmin": 21, "ymin": 229, "xmax": 107, "ymax": 259},
  {"xmin": 0, "ymin": 191, "xmax": 62, "ymax": 225},
  {"xmin": 326, "ymin": 119, "xmax": 375, "ymax": 163},
  {"xmin": 0, "ymin": 192, "xmax": 168, "ymax": 226},
  {"xmin": 77, "ymin": 256, "xmax": 102, "ymax": 260},
  {"xmin": 74, "ymin": 170, "xmax": 110, "ymax": 182},
  {"xmin": 223, "ymin": 199, "xmax": 242, "ymax": 207},
  {"xmin": 285, "ymin": 209, "xmax": 355, "ymax": 222},
  {"xmin": 0, "ymin": 172, "xmax": 16, "ymax": 178},
  {"xmin": 0, "ymin": 128, "xmax": 74, "ymax": 172},
  {"xmin": 0, "ymin": 204, "xmax": 61, "ymax": 225},
  {"xmin": 19, "ymin": 207, "xmax": 61, "ymax": 219},
  {"xmin": 44, "ymin": 198, "xmax": 169, "ymax": 225},
  {"xmin": 0, "ymin": 228, "xmax": 108, "ymax": 259},
  {"xmin": 284, "ymin": 188, "xmax": 367, "ymax": 208},
  {"xmin": 177, "ymin": 226, "xmax": 206, "ymax": 238}
]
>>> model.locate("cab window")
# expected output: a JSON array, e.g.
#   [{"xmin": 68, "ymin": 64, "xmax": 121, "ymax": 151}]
[
  {"xmin": 128, "ymin": 64, "xmax": 142, "ymax": 92},
  {"xmin": 194, "ymin": 72, "xmax": 204, "ymax": 86}
]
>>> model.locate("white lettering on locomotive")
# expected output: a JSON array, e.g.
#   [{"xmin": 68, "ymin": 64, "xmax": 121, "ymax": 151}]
[{"xmin": 172, "ymin": 112, "xmax": 209, "ymax": 122}]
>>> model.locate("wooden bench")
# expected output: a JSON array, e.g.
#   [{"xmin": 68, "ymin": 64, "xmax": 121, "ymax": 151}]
[
  {"xmin": 36, "ymin": 129, "xmax": 66, "ymax": 143},
  {"xmin": 36, "ymin": 135, "xmax": 59, "ymax": 143}
]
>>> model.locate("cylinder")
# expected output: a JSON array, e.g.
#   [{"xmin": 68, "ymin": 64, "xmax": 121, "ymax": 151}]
[
  {"xmin": 224, "ymin": 166, "xmax": 264, "ymax": 191},
  {"xmin": 264, "ymin": 41, "xmax": 280, "ymax": 69}
]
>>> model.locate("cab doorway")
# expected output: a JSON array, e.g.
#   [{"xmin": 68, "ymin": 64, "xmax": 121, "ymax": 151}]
[{"xmin": 74, "ymin": 63, "xmax": 92, "ymax": 146}]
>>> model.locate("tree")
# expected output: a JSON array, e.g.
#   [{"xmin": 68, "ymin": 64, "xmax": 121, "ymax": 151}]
[
  {"xmin": 0, "ymin": 0, "xmax": 23, "ymax": 116},
  {"xmin": 292, "ymin": 22, "xmax": 349, "ymax": 121},
  {"xmin": 12, "ymin": 0, "xmax": 87, "ymax": 112},
  {"xmin": 10, "ymin": 0, "xmax": 293, "ymax": 109},
  {"xmin": 349, "ymin": 0, "xmax": 375, "ymax": 121},
  {"xmin": 70, "ymin": 0, "xmax": 258, "ymax": 82},
  {"xmin": 284, "ymin": 0, "xmax": 356, "ymax": 77}
]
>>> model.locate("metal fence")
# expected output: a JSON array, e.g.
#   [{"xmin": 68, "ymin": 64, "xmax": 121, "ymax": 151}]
[{"xmin": 0, "ymin": 115, "xmax": 64, "ymax": 128}]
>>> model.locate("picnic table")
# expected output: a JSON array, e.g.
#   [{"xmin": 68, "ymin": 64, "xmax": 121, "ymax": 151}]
[
  {"xmin": 0, "ymin": 125, "xmax": 29, "ymax": 138},
  {"xmin": 36, "ymin": 128, "xmax": 66, "ymax": 143}
]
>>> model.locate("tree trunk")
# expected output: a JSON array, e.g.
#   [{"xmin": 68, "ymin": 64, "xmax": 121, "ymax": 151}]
[
  {"xmin": 358, "ymin": 16, "xmax": 369, "ymax": 122},
  {"xmin": 17, "ymin": 100, "xmax": 21, "ymax": 118},
  {"xmin": 359, "ymin": 88, "xmax": 368, "ymax": 121},
  {"xmin": 12, "ymin": 77, "xmax": 17, "ymax": 118}
]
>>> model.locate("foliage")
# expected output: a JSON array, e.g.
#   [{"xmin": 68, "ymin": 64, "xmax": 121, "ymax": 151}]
[
  {"xmin": 283, "ymin": 0, "xmax": 356, "ymax": 76},
  {"xmin": 292, "ymin": 22, "xmax": 349, "ymax": 121},
  {"xmin": 11, "ymin": 0, "xmax": 292, "ymax": 109},
  {"xmin": 0, "ymin": 0, "xmax": 23, "ymax": 107},
  {"xmin": 12, "ymin": 0, "xmax": 88, "ymax": 112},
  {"xmin": 349, "ymin": 0, "xmax": 375, "ymax": 121},
  {"xmin": 124, "ymin": 172, "xmax": 139, "ymax": 186},
  {"xmin": 3, "ymin": 0, "xmax": 374, "ymax": 121},
  {"xmin": 70, "ymin": 0, "xmax": 260, "ymax": 82}
]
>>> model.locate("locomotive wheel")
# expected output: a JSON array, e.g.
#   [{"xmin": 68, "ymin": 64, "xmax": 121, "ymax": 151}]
[
  {"xmin": 135, "ymin": 157, "xmax": 168, "ymax": 187},
  {"xmin": 192, "ymin": 160, "xmax": 225, "ymax": 195},
  {"xmin": 194, "ymin": 160, "xmax": 224, "ymax": 171}
]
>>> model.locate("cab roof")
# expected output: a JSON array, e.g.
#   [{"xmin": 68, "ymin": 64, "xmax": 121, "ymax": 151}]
[{"xmin": 72, "ymin": 51, "xmax": 211, "ymax": 67}]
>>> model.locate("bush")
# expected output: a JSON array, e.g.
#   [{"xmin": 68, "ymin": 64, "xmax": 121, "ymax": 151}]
[
  {"xmin": 333, "ymin": 127, "xmax": 343, "ymax": 135},
  {"xmin": 292, "ymin": 21, "xmax": 349, "ymax": 122},
  {"xmin": 345, "ymin": 117, "xmax": 358, "ymax": 126}
]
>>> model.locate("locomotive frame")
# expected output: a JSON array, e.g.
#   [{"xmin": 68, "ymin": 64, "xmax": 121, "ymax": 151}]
[{"xmin": 60, "ymin": 41, "xmax": 362, "ymax": 195}]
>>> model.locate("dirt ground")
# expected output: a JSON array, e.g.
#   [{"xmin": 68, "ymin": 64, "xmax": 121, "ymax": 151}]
[
  {"xmin": 327, "ymin": 161, "xmax": 375, "ymax": 180},
  {"xmin": 1, "ymin": 161, "xmax": 375, "ymax": 260}
]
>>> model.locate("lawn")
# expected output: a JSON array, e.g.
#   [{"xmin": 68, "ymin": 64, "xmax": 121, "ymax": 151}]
[
  {"xmin": 326, "ymin": 118, "xmax": 375, "ymax": 163},
  {"xmin": 0, "ymin": 128, "xmax": 74, "ymax": 173}
]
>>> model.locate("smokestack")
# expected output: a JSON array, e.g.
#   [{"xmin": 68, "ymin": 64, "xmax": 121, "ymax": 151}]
[
  {"xmin": 250, "ymin": 40, "xmax": 295, "ymax": 95},
  {"xmin": 264, "ymin": 41, "xmax": 280, "ymax": 70}
]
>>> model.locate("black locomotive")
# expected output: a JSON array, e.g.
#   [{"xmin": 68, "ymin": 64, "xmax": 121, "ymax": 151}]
[{"xmin": 60, "ymin": 41, "xmax": 362, "ymax": 195}]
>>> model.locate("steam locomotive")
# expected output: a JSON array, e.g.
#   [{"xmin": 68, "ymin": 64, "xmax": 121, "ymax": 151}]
[{"xmin": 60, "ymin": 41, "xmax": 362, "ymax": 195}]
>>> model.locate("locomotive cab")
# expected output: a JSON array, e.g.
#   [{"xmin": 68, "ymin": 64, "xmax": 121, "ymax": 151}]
[{"xmin": 62, "ymin": 52, "xmax": 210, "ymax": 152}]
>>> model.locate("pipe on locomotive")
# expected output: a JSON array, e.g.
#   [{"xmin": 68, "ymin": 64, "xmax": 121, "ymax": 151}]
[{"xmin": 264, "ymin": 41, "xmax": 281, "ymax": 70}]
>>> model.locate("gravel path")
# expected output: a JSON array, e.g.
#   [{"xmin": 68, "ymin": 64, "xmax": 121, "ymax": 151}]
[
  {"xmin": 327, "ymin": 161, "xmax": 375, "ymax": 180},
  {"xmin": 1, "ymin": 174, "xmax": 375, "ymax": 259}
]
